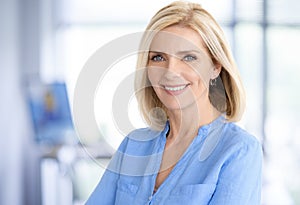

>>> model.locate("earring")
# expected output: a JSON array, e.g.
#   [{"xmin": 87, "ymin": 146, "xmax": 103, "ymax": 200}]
[{"xmin": 210, "ymin": 78, "xmax": 217, "ymax": 86}]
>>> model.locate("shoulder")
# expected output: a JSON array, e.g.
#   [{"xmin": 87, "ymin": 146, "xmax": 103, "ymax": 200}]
[
  {"xmin": 223, "ymin": 122, "xmax": 261, "ymax": 146},
  {"xmin": 199, "ymin": 121, "xmax": 261, "ymax": 162},
  {"xmin": 219, "ymin": 122, "xmax": 262, "ymax": 159}
]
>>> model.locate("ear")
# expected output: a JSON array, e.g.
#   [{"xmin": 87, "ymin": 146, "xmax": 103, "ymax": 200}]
[{"xmin": 210, "ymin": 63, "xmax": 222, "ymax": 79}]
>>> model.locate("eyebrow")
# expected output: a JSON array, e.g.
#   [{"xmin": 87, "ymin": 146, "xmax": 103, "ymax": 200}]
[{"xmin": 149, "ymin": 50, "xmax": 203, "ymax": 55}]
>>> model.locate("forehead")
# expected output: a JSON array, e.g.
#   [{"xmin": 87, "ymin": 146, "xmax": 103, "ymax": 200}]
[{"xmin": 149, "ymin": 25, "xmax": 208, "ymax": 56}]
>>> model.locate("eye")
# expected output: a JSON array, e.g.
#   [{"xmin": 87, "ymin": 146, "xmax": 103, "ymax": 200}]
[
  {"xmin": 183, "ymin": 55, "xmax": 197, "ymax": 62},
  {"xmin": 150, "ymin": 54, "xmax": 165, "ymax": 62}
]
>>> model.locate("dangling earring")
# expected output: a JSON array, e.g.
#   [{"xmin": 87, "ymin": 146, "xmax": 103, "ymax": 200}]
[{"xmin": 210, "ymin": 78, "xmax": 217, "ymax": 86}]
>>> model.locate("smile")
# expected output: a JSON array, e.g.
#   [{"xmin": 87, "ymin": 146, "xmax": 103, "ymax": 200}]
[
  {"xmin": 164, "ymin": 85, "xmax": 188, "ymax": 91},
  {"xmin": 162, "ymin": 83, "xmax": 191, "ymax": 95}
]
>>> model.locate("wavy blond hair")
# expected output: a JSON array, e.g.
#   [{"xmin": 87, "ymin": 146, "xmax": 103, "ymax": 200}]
[{"xmin": 134, "ymin": 1, "xmax": 245, "ymax": 128}]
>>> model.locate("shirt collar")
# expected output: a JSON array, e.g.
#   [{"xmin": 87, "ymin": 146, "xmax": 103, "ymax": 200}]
[{"xmin": 162, "ymin": 114, "xmax": 226, "ymax": 138}]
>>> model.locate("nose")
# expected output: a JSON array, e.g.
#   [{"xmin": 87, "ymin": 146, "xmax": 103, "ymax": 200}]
[{"xmin": 165, "ymin": 56, "xmax": 182, "ymax": 77}]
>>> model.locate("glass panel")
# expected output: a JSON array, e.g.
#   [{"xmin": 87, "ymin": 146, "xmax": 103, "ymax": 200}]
[
  {"xmin": 234, "ymin": 24, "xmax": 263, "ymax": 139},
  {"xmin": 56, "ymin": 25, "xmax": 144, "ymax": 99},
  {"xmin": 55, "ymin": 25, "xmax": 145, "ymax": 147},
  {"xmin": 222, "ymin": 26, "xmax": 234, "ymax": 48},
  {"xmin": 201, "ymin": 0, "xmax": 233, "ymax": 24},
  {"xmin": 58, "ymin": 0, "xmax": 181, "ymax": 24},
  {"xmin": 73, "ymin": 158, "xmax": 110, "ymax": 203},
  {"xmin": 236, "ymin": 0, "xmax": 263, "ymax": 22},
  {"xmin": 57, "ymin": 0, "xmax": 234, "ymax": 25},
  {"xmin": 94, "ymin": 53, "xmax": 145, "ymax": 149},
  {"xmin": 266, "ymin": 27, "xmax": 300, "ymax": 204},
  {"xmin": 268, "ymin": 0, "xmax": 300, "ymax": 24},
  {"xmin": 46, "ymin": 1, "xmax": 300, "ymax": 204}
]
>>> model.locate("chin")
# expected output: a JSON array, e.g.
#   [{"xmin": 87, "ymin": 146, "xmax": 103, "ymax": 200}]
[{"xmin": 162, "ymin": 100, "xmax": 198, "ymax": 111}]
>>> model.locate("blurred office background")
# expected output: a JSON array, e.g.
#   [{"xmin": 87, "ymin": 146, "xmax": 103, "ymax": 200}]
[{"xmin": 0, "ymin": 0, "xmax": 300, "ymax": 204}]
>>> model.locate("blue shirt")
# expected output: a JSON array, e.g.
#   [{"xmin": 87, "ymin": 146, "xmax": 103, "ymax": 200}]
[{"xmin": 86, "ymin": 116, "xmax": 262, "ymax": 205}]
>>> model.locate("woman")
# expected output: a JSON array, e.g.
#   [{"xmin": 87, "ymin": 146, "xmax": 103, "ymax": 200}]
[{"xmin": 86, "ymin": 1, "xmax": 262, "ymax": 204}]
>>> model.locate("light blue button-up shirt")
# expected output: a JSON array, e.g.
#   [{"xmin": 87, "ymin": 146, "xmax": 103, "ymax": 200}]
[{"xmin": 86, "ymin": 116, "xmax": 262, "ymax": 205}]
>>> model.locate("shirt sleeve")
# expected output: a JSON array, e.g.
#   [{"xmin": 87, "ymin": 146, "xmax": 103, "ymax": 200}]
[{"xmin": 209, "ymin": 138, "xmax": 263, "ymax": 205}]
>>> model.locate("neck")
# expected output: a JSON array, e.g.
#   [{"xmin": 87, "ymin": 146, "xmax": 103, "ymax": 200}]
[
  {"xmin": 158, "ymin": 98, "xmax": 221, "ymax": 173},
  {"xmin": 166, "ymin": 98, "xmax": 220, "ymax": 143}
]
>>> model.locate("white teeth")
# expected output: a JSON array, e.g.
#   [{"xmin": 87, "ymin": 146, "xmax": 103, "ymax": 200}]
[{"xmin": 164, "ymin": 85, "xmax": 187, "ymax": 91}]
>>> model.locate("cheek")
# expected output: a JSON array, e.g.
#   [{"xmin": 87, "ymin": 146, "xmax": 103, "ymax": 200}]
[
  {"xmin": 185, "ymin": 69, "xmax": 205, "ymax": 85},
  {"xmin": 185, "ymin": 70, "xmax": 210, "ymax": 98},
  {"xmin": 188, "ymin": 58, "xmax": 214, "ymax": 82},
  {"xmin": 147, "ymin": 67, "xmax": 164, "ymax": 86},
  {"xmin": 189, "ymin": 66, "xmax": 211, "ymax": 87}
]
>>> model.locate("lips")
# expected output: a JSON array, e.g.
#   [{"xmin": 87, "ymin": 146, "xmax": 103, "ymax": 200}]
[{"xmin": 161, "ymin": 83, "xmax": 190, "ymax": 95}]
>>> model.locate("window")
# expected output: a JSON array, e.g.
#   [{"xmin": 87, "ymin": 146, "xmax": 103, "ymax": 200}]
[{"xmin": 39, "ymin": 0, "xmax": 300, "ymax": 204}]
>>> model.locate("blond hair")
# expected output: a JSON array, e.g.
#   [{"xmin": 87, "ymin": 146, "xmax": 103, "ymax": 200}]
[{"xmin": 134, "ymin": 1, "xmax": 246, "ymax": 128}]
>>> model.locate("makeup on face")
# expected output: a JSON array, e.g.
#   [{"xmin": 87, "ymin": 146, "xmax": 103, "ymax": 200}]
[{"xmin": 147, "ymin": 26, "xmax": 215, "ymax": 110}]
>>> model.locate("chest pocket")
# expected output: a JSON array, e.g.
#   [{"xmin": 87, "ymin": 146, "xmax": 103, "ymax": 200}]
[
  {"xmin": 166, "ymin": 183, "xmax": 216, "ymax": 205},
  {"xmin": 115, "ymin": 179, "xmax": 138, "ymax": 205}
]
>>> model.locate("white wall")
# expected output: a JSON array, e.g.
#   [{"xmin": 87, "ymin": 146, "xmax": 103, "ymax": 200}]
[{"xmin": 0, "ymin": 0, "xmax": 41, "ymax": 204}]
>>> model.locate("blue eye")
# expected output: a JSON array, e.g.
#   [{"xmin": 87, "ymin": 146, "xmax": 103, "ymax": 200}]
[
  {"xmin": 183, "ymin": 55, "xmax": 197, "ymax": 61},
  {"xmin": 150, "ymin": 55, "xmax": 165, "ymax": 62}
]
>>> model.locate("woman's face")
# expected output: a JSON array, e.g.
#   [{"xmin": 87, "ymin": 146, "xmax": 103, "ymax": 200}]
[{"xmin": 147, "ymin": 25, "xmax": 218, "ymax": 110}]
